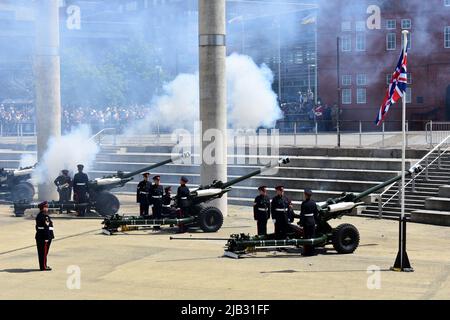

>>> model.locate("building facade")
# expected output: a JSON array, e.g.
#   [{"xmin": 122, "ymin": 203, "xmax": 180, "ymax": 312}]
[{"xmin": 317, "ymin": 0, "xmax": 450, "ymax": 129}]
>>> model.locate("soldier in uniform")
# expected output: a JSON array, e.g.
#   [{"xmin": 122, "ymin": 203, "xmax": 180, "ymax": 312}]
[
  {"xmin": 300, "ymin": 188, "xmax": 319, "ymax": 256},
  {"xmin": 35, "ymin": 201, "xmax": 54, "ymax": 271},
  {"xmin": 150, "ymin": 175, "xmax": 164, "ymax": 220},
  {"xmin": 73, "ymin": 164, "xmax": 89, "ymax": 217},
  {"xmin": 54, "ymin": 169, "xmax": 72, "ymax": 214},
  {"xmin": 176, "ymin": 176, "xmax": 190, "ymax": 233},
  {"xmin": 136, "ymin": 172, "xmax": 151, "ymax": 216},
  {"xmin": 271, "ymin": 185, "xmax": 294, "ymax": 239},
  {"xmin": 253, "ymin": 185, "xmax": 270, "ymax": 236},
  {"xmin": 162, "ymin": 186, "xmax": 176, "ymax": 217}
]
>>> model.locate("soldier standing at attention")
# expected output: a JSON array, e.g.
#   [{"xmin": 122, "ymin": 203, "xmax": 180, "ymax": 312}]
[
  {"xmin": 54, "ymin": 169, "xmax": 72, "ymax": 214},
  {"xmin": 73, "ymin": 164, "xmax": 89, "ymax": 217},
  {"xmin": 35, "ymin": 201, "xmax": 54, "ymax": 271},
  {"xmin": 253, "ymin": 185, "xmax": 270, "ymax": 236},
  {"xmin": 176, "ymin": 176, "xmax": 190, "ymax": 233},
  {"xmin": 136, "ymin": 172, "xmax": 151, "ymax": 216},
  {"xmin": 271, "ymin": 185, "xmax": 293, "ymax": 239},
  {"xmin": 300, "ymin": 188, "xmax": 319, "ymax": 256},
  {"xmin": 162, "ymin": 186, "xmax": 175, "ymax": 216},
  {"xmin": 150, "ymin": 175, "xmax": 164, "ymax": 220}
]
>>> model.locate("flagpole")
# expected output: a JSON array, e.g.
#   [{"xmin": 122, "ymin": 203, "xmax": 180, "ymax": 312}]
[{"xmin": 392, "ymin": 29, "xmax": 413, "ymax": 272}]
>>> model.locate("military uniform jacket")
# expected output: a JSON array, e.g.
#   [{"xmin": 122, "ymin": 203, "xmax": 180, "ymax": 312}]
[
  {"xmin": 300, "ymin": 199, "xmax": 319, "ymax": 227},
  {"xmin": 73, "ymin": 172, "xmax": 89, "ymax": 194},
  {"xmin": 253, "ymin": 195, "xmax": 270, "ymax": 221},
  {"xmin": 271, "ymin": 195, "xmax": 294, "ymax": 223},
  {"xmin": 176, "ymin": 185, "xmax": 190, "ymax": 208},
  {"xmin": 35, "ymin": 212, "xmax": 55, "ymax": 241},
  {"xmin": 136, "ymin": 180, "xmax": 151, "ymax": 203},
  {"xmin": 54, "ymin": 175, "xmax": 72, "ymax": 191},
  {"xmin": 150, "ymin": 184, "xmax": 164, "ymax": 206},
  {"xmin": 162, "ymin": 193, "xmax": 172, "ymax": 207}
]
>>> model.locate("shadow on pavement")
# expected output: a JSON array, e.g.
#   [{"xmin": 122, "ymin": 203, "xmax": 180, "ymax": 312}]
[{"xmin": 0, "ymin": 268, "xmax": 41, "ymax": 273}]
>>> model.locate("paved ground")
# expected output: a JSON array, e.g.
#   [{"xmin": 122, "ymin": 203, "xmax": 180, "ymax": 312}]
[{"xmin": 0, "ymin": 199, "xmax": 449, "ymax": 300}]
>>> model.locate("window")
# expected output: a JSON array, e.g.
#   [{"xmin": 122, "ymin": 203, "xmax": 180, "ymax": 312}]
[
  {"xmin": 341, "ymin": 35, "xmax": 352, "ymax": 51},
  {"xmin": 445, "ymin": 26, "xmax": 450, "ymax": 48},
  {"xmin": 445, "ymin": 0, "xmax": 450, "ymax": 6},
  {"xmin": 401, "ymin": 19, "xmax": 411, "ymax": 29},
  {"xmin": 386, "ymin": 19, "xmax": 396, "ymax": 29},
  {"xmin": 386, "ymin": 74, "xmax": 392, "ymax": 85},
  {"xmin": 406, "ymin": 73, "xmax": 412, "ymax": 84},
  {"xmin": 357, "ymin": 74, "xmax": 367, "ymax": 86},
  {"xmin": 342, "ymin": 89, "xmax": 352, "ymax": 104},
  {"xmin": 356, "ymin": 21, "xmax": 366, "ymax": 31},
  {"xmin": 357, "ymin": 88, "xmax": 367, "ymax": 104},
  {"xmin": 387, "ymin": 33, "xmax": 396, "ymax": 50},
  {"xmin": 405, "ymin": 88, "xmax": 412, "ymax": 103},
  {"xmin": 356, "ymin": 33, "xmax": 366, "ymax": 51},
  {"xmin": 341, "ymin": 21, "xmax": 351, "ymax": 32},
  {"xmin": 402, "ymin": 32, "xmax": 412, "ymax": 50},
  {"xmin": 342, "ymin": 75, "xmax": 352, "ymax": 86}
]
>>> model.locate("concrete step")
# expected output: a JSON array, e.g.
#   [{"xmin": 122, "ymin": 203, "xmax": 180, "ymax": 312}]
[
  {"xmin": 438, "ymin": 185, "xmax": 450, "ymax": 198},
  {"xmin": 425, "ymin": 197, "xmax": 450, "ymax": 211},
  {"xmin": 410, "ymin": 210, "xmax": 450, "ymax": 226},
  {"xmin": 106, "ymin": 174, "xmax": 379, "ymax": 193},
  {"xmin": 120, "ymin": 146, "xmax": 428, "ymax": 159},
  {"xmin": 95, "ymin": 153, "xmax": 414, "ymax": 171},
  {"xmin": 115, "ymin": 186, "xmax": 343, "ymax": 203}
]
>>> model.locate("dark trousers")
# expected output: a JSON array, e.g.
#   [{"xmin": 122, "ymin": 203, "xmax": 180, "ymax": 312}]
[
  {"xmin": 256, "ymin": 219, "xmax": 268, "ymax": 236},
  {"xmin": 177, "ymin": 207, "xmax": 190, "ymax": 232},
  {"xmin": 74, "ymin": 192, "xmax": 88, "ymax": 216},
  {"xmin": 58, "ymin": 190, "xmax": 71, "ymax": 213},
  {"xmin": 303, "ymin": 224, "xmax": 316, "ymax": 256},
  {"xmin": 139, "ymin": 202, "xmax": 149, "ymax": 216},
  {"xmin": 152, "ymin": 205, "xmax": 162, "ymax": 219},
  {"xmin": 36, "ymin": 239, "xmax": 51, "ymax": 270},
  {"xmin": 274, "ymin": 219, "xmax": 288, "ymax": 239}
]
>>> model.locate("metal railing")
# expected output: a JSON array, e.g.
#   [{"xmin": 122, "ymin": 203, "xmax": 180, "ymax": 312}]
[
  {"xmin": 88, "ymin": 127, "xmax": 117, "ymax": 145},
  {"xmin": 425, "ymin": 121, "xmax": 450, "ymax": 147},
  {"xmin": 376, "ymin": 134, "xmax": 450, "ymax": 217},
  {"xmin": 275, "ymin": 119, "xmax": 430, "ymax": 148}
]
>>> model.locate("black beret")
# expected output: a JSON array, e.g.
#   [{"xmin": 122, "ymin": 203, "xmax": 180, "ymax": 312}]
[
  {"xmin": 180, "ymin": 176, "xmax": 189, "ymax": 183},
  {"xmin": 38, "ymin": 201, "xmax": 48, "ymax": 210}
]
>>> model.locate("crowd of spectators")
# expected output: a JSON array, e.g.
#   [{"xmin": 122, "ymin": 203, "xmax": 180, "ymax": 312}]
[
  {"xmin": 0, "ymin": 103, "xmax": 150, "ymax": 135},
  {"xmin": 278, "ymin": 91, "xmax": 341, "ymax": 133},
  {"xmin": 62, "ymin": 105, "xmax": 150, "ymax": 133}
]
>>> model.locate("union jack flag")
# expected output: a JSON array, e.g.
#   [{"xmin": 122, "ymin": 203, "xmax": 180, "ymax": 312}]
[{"xmin": 375, "ymin": 48, "xmax": 408, "ymax": 126}]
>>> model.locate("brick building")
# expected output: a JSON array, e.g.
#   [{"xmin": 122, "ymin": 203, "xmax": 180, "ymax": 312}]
[{"xmin": 317, "ymin": 0, "xmax": 450, "ymax": 129}]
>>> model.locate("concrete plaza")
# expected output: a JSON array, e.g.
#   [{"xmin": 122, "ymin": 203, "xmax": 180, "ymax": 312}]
[{"xmin": 0, "ymin": 199, "xmax": 448, "ymax": 300}]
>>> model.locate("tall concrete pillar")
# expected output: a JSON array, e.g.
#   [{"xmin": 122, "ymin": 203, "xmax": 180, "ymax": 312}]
[
  {"xmin": 199, "ymin": 0, "xmax": 228, "ymax": 215},
  {"xmin": 34, "ymin": 0, "xmax": 61, "ymax": 200}
]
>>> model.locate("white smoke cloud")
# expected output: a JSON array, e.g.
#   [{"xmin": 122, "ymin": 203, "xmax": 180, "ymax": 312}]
[
  {"xmin": 19, "ymin": 153, "xmax": 37, "ymax": 169},
  {"xmin": 33, "ymin": 125, "xmax": 99, "ymax": 184},
  {"xmin": 227, "ymin": 53, "xmax": 282, "ymax": 128},
  {"xmin": 127, "ymin": 53, "xmax": 282, "ymax": 134}
]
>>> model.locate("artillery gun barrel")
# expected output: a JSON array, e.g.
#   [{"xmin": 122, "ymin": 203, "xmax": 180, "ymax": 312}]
[
  {"xmin": 220, "ymin": 157, "xmax": 290, "ymax": 189},
  {"xmin": 169, "ymin": 237, "xmax": 230, "ymax": 241},
  {"xmin": 120, "ymin": 152, "xmax": 190, "ymax": 179},
  {"xmin": 353, "ymin": 166, "xmax": 421, "ymax": 202}
]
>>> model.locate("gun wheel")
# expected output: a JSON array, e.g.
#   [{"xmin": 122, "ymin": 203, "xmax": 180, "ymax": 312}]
[
  {"xmin": 332, "ymin": 223, "xmax": 360, "ymax": 254},
  {"xmin": 198, "ymin": 206, "xmax": 224, "ymax": 233},
  {"xmin": 11, "ymin": 182, "xmax": 35, "ymax": 203},
  {"xmin": 95, "ymin": 192, "xmax": 120, "ymax": 216}
]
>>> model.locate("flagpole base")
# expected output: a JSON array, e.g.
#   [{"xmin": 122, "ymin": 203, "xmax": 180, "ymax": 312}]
[
  {"xmin": 390, "ymin": 250, "xmax": 414, "ymax": 272},
  {"xmin": 391, "ymin": 215, "xmax": 414, "ymax": 272}
]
